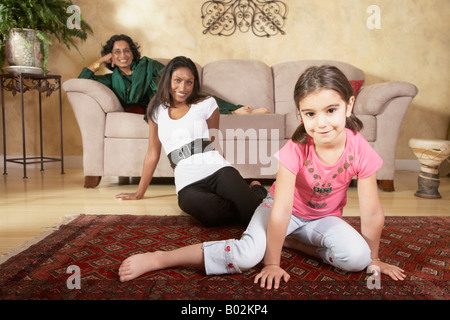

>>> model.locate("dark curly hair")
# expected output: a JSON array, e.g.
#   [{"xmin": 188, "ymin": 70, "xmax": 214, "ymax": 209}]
[{"xmin": 101, "ymin": 34, "xmax": 141, "ymax": 70}]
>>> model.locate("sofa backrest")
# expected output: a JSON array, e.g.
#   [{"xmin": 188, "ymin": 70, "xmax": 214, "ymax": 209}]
[
  {"xmin": 201, "ymin": 59, "xmax": 275, "ymax": 113},
  {"xmin": 154, "ymin": 59, "xmax": 364, "ymax": 137},
  {"xmin": 71, "ymin": 58, "xmax": 365, "ymax": 141},
  {"xmin": 272, "ymin": 60, "xmax": 365, "ymax": 138},
  {"xmin": 154, "ymin": 57, "xmax": 203, "ymax": 84}
]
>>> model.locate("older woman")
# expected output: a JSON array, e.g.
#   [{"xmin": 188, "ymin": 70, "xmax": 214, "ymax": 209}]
[{"xmin": 79, "ymin": 34, "xmax": 269, "ymax": 115}]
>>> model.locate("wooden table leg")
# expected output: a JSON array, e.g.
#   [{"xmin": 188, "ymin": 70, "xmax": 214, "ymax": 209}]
[{"xmin": 84, "ymin": 176, "xmax": 102, "ymax": 188}]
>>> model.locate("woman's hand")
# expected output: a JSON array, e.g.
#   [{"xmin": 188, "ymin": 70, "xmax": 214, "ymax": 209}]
[
  {"xmin": 370, "ymin": 260, "xmax": 406, "ymax": 281},
  {"xmin": 254, "ymin": 265, "xmax": 290, "ymax": 290},
  {"xmin": 99, "ymin": 53, "xmax": 114, "ymax": 67},
  {"xmin": 88, "ymin": 53, "xmax": 113, "ymax": 72},
  {"xmin": 115, "ymin": 192, "xmax": 142, "ymax": 201}
]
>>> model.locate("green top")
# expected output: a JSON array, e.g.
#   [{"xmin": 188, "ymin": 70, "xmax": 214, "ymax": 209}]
[{"xmin": 78, "ymin": 57, "xmax": 242, "ymax": 114}]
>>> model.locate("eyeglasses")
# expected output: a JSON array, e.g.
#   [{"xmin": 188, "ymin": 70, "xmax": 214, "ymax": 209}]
[{"xmin": 112, "ymin": 48, "xmax": 132, "ymax": 55}]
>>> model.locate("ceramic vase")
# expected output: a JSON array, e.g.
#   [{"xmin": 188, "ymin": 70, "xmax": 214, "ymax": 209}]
[{"xmin": 5, "ymin": 28, "xmax": 41, "ymax": 67}]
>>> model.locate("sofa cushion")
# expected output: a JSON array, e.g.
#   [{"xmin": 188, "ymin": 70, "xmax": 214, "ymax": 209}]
[
  {"xmin": 105, "ymin": 112, "xmax": 287, "ymax": 141},
  {"xmin": 105, "ymin": 112, "xmax": 149, "ymax": 138},
  {"xmin": 201, "ymin": 59, "xmax": 274, "ymax": 112},
  {"xmin": 218, "ymin": 114, "xmax": 285, "ymax": 140}
]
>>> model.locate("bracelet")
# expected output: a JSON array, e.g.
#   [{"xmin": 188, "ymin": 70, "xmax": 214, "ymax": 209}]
[
  {"xmin": 372, "ymin": 258, "xmax": 381, "ymax": 262},
  {"xmin": 92, "ymin": 62, "xmax": 100, "ymax": 72}
]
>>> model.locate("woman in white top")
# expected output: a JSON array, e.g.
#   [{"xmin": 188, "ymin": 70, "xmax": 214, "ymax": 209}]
[{"xmin": 115, "ymin": 56, "xmax": 267, "ymax": 226}]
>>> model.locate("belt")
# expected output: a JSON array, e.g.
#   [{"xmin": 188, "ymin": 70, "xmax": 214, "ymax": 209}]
[{"xmin": 167, "ymin": 138, "xmax": 213, "ymax": 169}]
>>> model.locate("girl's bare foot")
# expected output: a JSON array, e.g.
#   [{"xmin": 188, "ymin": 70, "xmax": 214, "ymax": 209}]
[{"xmin": 118, "ymin": 252, "xmax": 161, "ymax": 282}]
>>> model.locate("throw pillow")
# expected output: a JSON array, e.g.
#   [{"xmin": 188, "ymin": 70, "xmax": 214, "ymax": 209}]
[{"xmin": 350, "ymin": 80, "xmax": 364, "ymax": 96}]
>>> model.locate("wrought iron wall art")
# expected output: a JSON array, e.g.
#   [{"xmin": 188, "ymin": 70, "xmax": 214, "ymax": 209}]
[{"xmin": 201, "ymin": 0, "xmax": 288, "ymax": 37}]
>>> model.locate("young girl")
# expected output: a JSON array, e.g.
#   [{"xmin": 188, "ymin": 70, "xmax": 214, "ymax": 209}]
[
  {"xmin": 115, "ymin": 56, "xmax": 267, "ymax": 227},
  {"xmin": 118, "ymin": 65, "xmax": 406, "ymax": 287}
]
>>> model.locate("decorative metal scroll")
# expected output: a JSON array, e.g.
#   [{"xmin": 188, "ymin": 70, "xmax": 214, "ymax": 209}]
[
  {"xmin": 201, "ymin": 0, "xmax": 288, "ymax": 37},
  {"xmin": 1, "ymin": 74, "xmax": 61, "ymax": 98}
]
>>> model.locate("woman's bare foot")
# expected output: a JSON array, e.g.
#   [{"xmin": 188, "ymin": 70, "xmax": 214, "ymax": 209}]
[
  {"xmin": 232, "ymin": 106, "xmax": 251, "ymax": 114},
  {"xmin": 249, "ymin": 180, "xmax": 262, "ymax": 188},
  {"xmin": 118, "ymin": 252, "xmax": 161, "ymax": 282},
  {"xmin": 232, "ymin": 106, "xmax": 270, "ymax": 115},
  {"xmin": 250, "ymin": 107, "xmax": 270, "ymax": 114},
  {"xmin": 250, "ymin": 180, "xmax": 268, "ymax": 200}
]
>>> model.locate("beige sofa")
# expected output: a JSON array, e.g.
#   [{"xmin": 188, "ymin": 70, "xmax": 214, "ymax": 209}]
[{"xmin": 63, "ymin": 59, "xmax": 418, "ymax": 191}]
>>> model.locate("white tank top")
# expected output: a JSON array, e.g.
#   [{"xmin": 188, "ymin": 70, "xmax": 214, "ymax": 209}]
[{"xmin": 154, "ymin": 97, "xmax": 231, "ymax": 193}]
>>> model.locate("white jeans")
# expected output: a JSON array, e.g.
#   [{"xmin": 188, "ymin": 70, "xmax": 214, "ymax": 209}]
[{"xmin": 203, "ymin": 194, "xmax": 371, "ymax": 275}]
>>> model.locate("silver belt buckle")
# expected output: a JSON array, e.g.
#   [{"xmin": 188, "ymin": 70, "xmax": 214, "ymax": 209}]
[{"xmin": 180, "ymin": 143, "xmax": 192, "ymax": 159}]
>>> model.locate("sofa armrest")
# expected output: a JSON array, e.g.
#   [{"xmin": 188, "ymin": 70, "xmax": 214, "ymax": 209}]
[
  {"xmin": 354, "ymin": 81, "xmax": 418, "ymax": 182},
  {"xmin": 63, "ymin": 78, "xmax": 123, "ymax": 177},
  {"xmin": 62, "ymin": 78, "xmax": 123, "ymax": 113},
  {"xmin": 354, "ymin": 81, "xmax": 418, "ymax": 116}
]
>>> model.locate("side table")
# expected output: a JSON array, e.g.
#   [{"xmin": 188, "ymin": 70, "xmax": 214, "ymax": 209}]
[
  {"xmin": 409, "ymin": 138, "xmax": 450, "ymax": 198},
  {"xmin": 1, "ymin": 72, "xmax": 64, "ymax": 178}
]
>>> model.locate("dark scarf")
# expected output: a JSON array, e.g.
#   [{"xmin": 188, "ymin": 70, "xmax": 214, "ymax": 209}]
[{"xmin": 111, "ymin": 57, "xmax": 162, "ymax": 106}]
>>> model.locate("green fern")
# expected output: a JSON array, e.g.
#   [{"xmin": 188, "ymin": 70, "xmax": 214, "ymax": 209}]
[{"xmin": 0, "ymin": 0, "xmax": 93, "ymax": 74}]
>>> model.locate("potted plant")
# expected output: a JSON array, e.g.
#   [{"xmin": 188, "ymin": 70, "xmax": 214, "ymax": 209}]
[{"xmin": 0, "ymin": 0, "xmax": 92, "ymax": 75}]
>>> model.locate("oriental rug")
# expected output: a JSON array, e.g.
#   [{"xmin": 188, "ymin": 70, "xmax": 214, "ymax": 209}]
[{"xmin": 0, "ymin": 215, "xmax": 448, "ymax": 300}]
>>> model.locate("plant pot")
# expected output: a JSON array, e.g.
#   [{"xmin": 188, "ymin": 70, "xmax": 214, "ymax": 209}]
[{"xmin": 5, "ymin": 28, "xmax": 42, "ymax": 72}]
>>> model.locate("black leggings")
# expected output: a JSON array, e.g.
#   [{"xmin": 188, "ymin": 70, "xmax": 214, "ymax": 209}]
[{"xmin": 177, "ymin": 167, "xmax": 266, "ymax": 227}]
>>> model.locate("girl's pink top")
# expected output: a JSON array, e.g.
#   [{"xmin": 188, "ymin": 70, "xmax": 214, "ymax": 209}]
[{"xmin": 270, "ymin": 128, "xmax": 382, "ymax": 220}]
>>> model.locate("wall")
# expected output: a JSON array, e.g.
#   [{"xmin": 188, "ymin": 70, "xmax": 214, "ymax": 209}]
[{"xmin": 1, "ymin": 0, "xmax": 449, "ymax": 166}]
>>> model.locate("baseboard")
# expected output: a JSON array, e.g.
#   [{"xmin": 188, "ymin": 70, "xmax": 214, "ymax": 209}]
[
  {"xmin": 395, "ymin": 159, "xmax": 420, "ymax": 172},
  {"xmin": 0, "ymin": 156, "xmax": 421, "ymax": 172}
]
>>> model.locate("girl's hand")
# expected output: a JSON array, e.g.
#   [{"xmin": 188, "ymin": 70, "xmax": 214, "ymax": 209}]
[
  {"xmin": 254, "ymin": 265, "xmax": 290, "ymax": 290},
  {"xmin": 115, "ymin": 193, "xmax": 142, "ymax": 201},
  {"xmin": 370, "ymin": 260, "xmax": 406, "ymax": 281}
]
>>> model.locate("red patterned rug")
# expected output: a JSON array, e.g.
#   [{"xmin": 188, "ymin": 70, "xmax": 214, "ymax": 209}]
[{"xmin": 0, "ymin": 215, "xmax": 448, "ymax": 300}]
